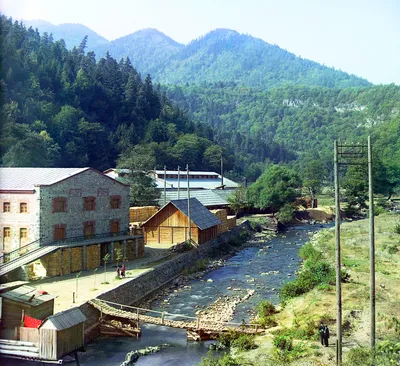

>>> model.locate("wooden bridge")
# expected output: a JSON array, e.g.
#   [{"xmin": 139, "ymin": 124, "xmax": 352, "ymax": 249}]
[{"xmin": 89, "ymin": 299, "xmax": 264, "ymax": 341}]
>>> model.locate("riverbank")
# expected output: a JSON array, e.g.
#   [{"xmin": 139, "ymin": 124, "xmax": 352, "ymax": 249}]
[{"xmin": 235, "ymin": 212, "xmax": 400, "ymax": 366}]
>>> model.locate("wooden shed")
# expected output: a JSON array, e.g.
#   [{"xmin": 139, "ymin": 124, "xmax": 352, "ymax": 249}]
[
  {"xmin": 142, "ymin": 198, "xmax": 221, "ymax": 245},
  {"xmin": 0, "ymin": 285, "xmax": 55, "ymax": 329}
]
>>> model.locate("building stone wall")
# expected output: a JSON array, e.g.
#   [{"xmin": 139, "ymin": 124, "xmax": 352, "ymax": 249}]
[
  {"xmin": 38, "ymin": 169, "xmax": 130, "ymax": 244},
  {"xmin": 0, "ymin": 191, "xmax": 40, "ymax": 253}
]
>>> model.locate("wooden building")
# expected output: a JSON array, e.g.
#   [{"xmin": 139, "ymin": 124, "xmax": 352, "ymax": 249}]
[
  {"xmin": 16, "ymin": 308, "xmax": 86, "ymax": 362},
  {"xmin": 142, "ymin": 198, "xmax": 221, "ymax": 245},
  {"xmin": 0, "ymin": 285, "xmax": 55, "ymax": 329}
]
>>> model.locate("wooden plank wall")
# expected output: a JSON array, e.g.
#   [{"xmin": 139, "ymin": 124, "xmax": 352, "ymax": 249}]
[
  {"xmin": 39, "ymin": 329, "xmax": 56, "ymax": 360},
  {"xmin": 20, "ymin": 327, "xmax": 39, "ymax": 344},
  {"xmin": 55, "ymin": 324, "xmax": 84, "ymax": 359}
]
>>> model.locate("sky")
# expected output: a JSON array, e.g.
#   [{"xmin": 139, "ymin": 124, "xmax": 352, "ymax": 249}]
[{"xmin": 1, "ymin": 0, "xmax": 399, "ymax": 85}]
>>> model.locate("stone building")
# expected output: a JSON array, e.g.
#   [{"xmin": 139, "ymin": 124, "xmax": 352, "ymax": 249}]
[{"xmin": 0, "ymin": 167, "xmax": 130, "ymax": 253}]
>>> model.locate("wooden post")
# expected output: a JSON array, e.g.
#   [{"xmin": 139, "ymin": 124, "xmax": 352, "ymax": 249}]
[
  {"xmin": 368, "ymin": 136, "xmax": 376, "ymax": 350},
  {"xmin": 334, "ymin": 140, "xmax": 342, "ymax": 366},
  {"xmin": 21, "ymin": 309, "xmax": 25, "ymax": 326},
  {"xmin": 177, "ymin": 166, "xmax": 181, "ymax": 199},
  {"xmin": 161, "ymin": 312, "xmax": 165, "ymax": 325},
  {"xmin": 137, "ymin": 308, "xmax": 139, "ymax": 324},
  {"xmin": 164, "ymin": 165, "xmax": 167, "ymax": 205},
  {"xmin": 187, "ymin": 165, "xmax": 191, "ymax": 243},
  {"xmin": 73, "ymin": 292, "xmax": 75, "ymax": 304}
]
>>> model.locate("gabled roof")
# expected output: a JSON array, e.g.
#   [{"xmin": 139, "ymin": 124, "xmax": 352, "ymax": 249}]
[
  {"xmin": 155, "ymin": 170, "xmax": 219, "ymax": 176},
  {"xmin": 40, "ymin": 308, "xmax": 86, "ymax": 330},
  {"xmin": 0, "ymin": 167, "xmax": 128, "ymax": 191},
  {"xmin": 143, "ymin": 198, "xmax": 221, "ymax": 230},
  {"xmin": 0, "ymin": 285, "xmax": 56, "ymax": 306}
]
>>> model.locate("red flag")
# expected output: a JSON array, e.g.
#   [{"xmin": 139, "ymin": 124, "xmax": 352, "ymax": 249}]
[{"xmin": 23, "ymin": 315, "xmax": 42, "ymax": 328}]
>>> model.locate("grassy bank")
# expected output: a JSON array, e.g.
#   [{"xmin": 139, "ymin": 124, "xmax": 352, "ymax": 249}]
[{"xmin": 206, "ymin": 212, "xmax": 400, "ymax": 366}]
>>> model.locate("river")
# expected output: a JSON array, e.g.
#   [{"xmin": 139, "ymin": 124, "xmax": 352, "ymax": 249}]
[{"xmin": 5, "ymin": 224, "xmax": 329, "ymax": 366}]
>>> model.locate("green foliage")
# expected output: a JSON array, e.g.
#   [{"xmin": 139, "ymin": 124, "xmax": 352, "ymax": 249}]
[
  {"xmin": 345, "ymin": 342, "xmax": 400, "ymax": 366},
  {"xmin": 230, "ymin": 335, "xmax": 257, "ymax": 351},
  {"xmin": 248, "ymin": 165, "xmax": 301, "ymax": 213},
  {"xmin": 218, "ymin": 329, "xmax": 241, "ymax": 348},
  {"xmin": 257, "ymin": 301, "xmax": 276, "ymax": 318},
  {"xmin": 280, "ymin": 244, "xmax": 336, "ymax": 301},
  {"xmin": 228, "ymin": 187, "xmax": 248, "ymax": 216},
  {"xmin": 394, "ymin": 223, "xmax": 400, "ymax": 235},
  {"xmin": 199, "ymin": 352, "xmax": 240, "ymax": 366},
  {"xmin": 273, "ymin": 335, "xmax": 293, "ymax": 351},
  {"xmin": 276, "ymin": 203, "xmax": 294, "ymax": 224},
  {"xmin": 182, "ymin": 259, "xmax": 209, "ymax": 275}
]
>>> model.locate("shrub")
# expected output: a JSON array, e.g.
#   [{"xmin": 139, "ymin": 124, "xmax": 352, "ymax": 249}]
[
  {"xmin": 199, "ymin": 352, "xmax": 240, "ymax": 366},
  {"xmin": 299, "ymin": 242, "xmax": 322, "ymax": 261},
  {"xmin": 394, "ymin": 223, "xmax": 400, "ymax": 235},
  {"xmin": 257, "ymin": 316, "xmax": 278, "ymax": 328},
  {"xmin": 231, "ymin": 335, "xmax": 257, "ymax": 351},
  {"xmin": 257, "ymin": 300, "xmax": 276, "ymax": 318},
  {"xmin": 373, "ymin": 205, "xmax": 385, "ymax": 216},
  {"xmin": 273, "ymin": 335, "xmax": 293, "ymax": 351},
  {"xmin": 276, "ymin": 203, "xmax": 294, "ymax": 224},
  {"xmin": 218, "ymin": 329, "xmax": 241, "ymax": 347}
]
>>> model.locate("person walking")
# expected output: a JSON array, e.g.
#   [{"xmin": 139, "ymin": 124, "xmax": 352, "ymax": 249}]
[
  {"xmin": 318, "ymin": 322, "xmax": 325, "ymax": 346},
  {"xmin": 323, "ymin": 325, "xmax": 330, "ymax": 347},
  {"xmin": 121, "ymin": 264, "xmax": 126, "ymax": 278}
]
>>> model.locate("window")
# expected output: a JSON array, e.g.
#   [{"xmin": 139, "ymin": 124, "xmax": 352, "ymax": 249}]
[
  {"xmin": 110, "ymin": 196, "xmax": 121, "ymax": 209},
  {"xmin": 83, "ymin": 197, "xmax": 96, "ymax": 211},
  {"xmin": 20, "ymin": 228, "xmax": 28, "ymax": 238},
  {"xmin": 53, "ymin": 226, "xmax": 66, "ymax": 241},
  {"xmin": 3, "ymin": 202, "xmax": 10, "ymax": 212},
  {"xmin": 84, "ymin": 221, "xmax": 95, "ymax": 239},
  {"xmin": 3, "ymin": 227, "xmax": 11, "ymax": 238},
  {"xmin": 110, "ymin": 220, "xmax": 120, "ymax": 235},
  {"xmin": 20, "ymin": 202, "xmax": 28, "ymax": 213},
  {"xmin": 53, "ymin": 197, "xmax": 67, "ymax": 213}
]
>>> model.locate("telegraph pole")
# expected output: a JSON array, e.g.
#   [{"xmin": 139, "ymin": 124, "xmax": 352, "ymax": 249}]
[
  {"xmin": 187, "ymin": 164, "xmax": 191, "ymax": 243},
  {"xmin": 334, "ymin": 138, "xmax": 375, "ymax": 365},
  {"xmin": 368, "ymin": 136, "xmax": 376, "ymax": 349},
  {"xmin": 163, "ymin": 165, "xmax": 167, "ymax": 205},
  {"xmin": 334, "ymin": 140, "xmax": 342, "ymax": 366},
  {"xmin": 177, "ymin": 166, "xmax": 181, "ymax": 199}
]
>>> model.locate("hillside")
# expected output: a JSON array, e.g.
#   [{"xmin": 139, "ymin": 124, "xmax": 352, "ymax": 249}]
[{"xmin": 24, "ymin": 21, "xmax": 370, "ymax": 89}]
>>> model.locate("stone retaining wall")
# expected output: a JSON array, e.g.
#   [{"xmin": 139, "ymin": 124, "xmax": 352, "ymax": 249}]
[{"xmin": 79, "ymin": 221, "xmax": 251, "ymax": 333}]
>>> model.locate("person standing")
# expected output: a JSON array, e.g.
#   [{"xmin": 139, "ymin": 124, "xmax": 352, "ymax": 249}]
[
  {"xmin": 121, "ymin": 264, "xmax": 126, "ymax": 278},
  {"xmin": 323, "ymin": 325, "xmax": 330, "ymax": 347},
  {"xmin": 117, "ymin": 266, "xmax": 121, "ymax": 278},
  {"xmin": 318, "ymin": 322, "xmax": 325, "ymax": 345}
]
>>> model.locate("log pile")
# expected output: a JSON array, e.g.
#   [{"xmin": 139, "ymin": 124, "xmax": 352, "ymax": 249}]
[
  {"xmin": 61, "ymin": 248, "xmax": 71, "ymax": 275},
  {"xmin": 71, "ymin": 247, "xmax": 82, "ymax": 272},
  {"xmin": 227, "ymin": 215, "xmax": 237, "ymax": 230},
  {"xmin": 86, "ymin": 244, "xmax": 100, "ymax": 270},
  {"xmin": 130, "ymin": 206, "xmax": 158, "ymax": 223},
  {"xmin": 211, "ymin": 209, "xmax": 229, "ymax": 234}
]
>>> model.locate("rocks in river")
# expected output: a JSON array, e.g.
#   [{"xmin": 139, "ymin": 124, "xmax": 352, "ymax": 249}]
[
  {"xmin": 121, "ymin": 346, "xmax": 163, "ymax": 366},
  {"xmin": 227, "ymin": 286, "xmax": 232, "ymax": 290},
  {"xmin": 260, "ymin": 270, "xmax": 280, "ymax": 275},
  {"xmin": 207, "ymin": 279, "xmax": 213, "ymax": 283}
]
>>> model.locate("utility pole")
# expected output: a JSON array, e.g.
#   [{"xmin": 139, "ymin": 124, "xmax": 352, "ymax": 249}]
[
  {"xmin": 177, "ymin": 166, "xmax": 181, "ymax": 200},
  {"xmin": 220, "ymin": 154, "xmax": 224, "ymax": 188},
  {"xmin": 334, "ymin": 140, "xmax": 342, "ymax": 366},
  {"xmin": 163, "ymin": 165, "xmax": 167, "ymax": 205},
  {"xmin": 187, "ymin": 164, "xmax": 191, "ymax": 243},
  {"xmin": 334, "ymin": 138, "xmax": 374, "ymax": 365},
  {"xmin": 368, "ymin": 136, "xmax": 376, "ymax": 349}
]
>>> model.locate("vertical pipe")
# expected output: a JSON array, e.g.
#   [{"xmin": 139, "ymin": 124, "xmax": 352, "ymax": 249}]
[
  {"xmin": 187, "ymin": 165, "xmax": 191, "ymax": 243},
  {"xmin": 220, "ymin": 154, "xmax": 224, "ymax": 188},
  {"xmin": 178, "ymin": 166, "xmax": 181, "ymax": 200},
  {"xmin": 164, "ymin": 165, "xmax": 167, "ymax": 205},
  {"xmin": 368, "ymin": 136, "xmax": 375, "ymax": 349},
  {"xmin": 334, "ymin": 140, "xmax": 342, "ymax": 366}
]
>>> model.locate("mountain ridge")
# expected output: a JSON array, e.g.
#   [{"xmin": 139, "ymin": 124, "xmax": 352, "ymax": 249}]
[{"xmin": 21, "ymin": 19, "xmax": 371, "ymax": 88}]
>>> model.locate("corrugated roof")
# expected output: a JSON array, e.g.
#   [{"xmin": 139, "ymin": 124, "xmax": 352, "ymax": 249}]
[
  {"xmin": 158, "ymin": 190, "xmax": 230, "ymax": 207},
  {"xmin": 0, "ymin": 285, "xmax": 56, "ymax": 306},
  {"xmin": 41, "ymin": 308, "xmax": 86, "ymax": 330},
  {"xmin": 0, "ymin": 167, "xmax": 89, "ymax": 190},
  {"xmin": 170, "ymin": 198, "xmax": 221, "ymax": 230},
  {"xmin": 155, "ymin": 178, "xmax": 238, "ymax": 189},
  {"xmin": 155, "ymin": 170, "xmax": 219, "ymax": 176}
]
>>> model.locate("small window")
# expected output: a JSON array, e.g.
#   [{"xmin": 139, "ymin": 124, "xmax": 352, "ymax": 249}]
[
  {"xmin": 84, "ymin": 222, "xmax": 95, "ymax": 239},
  {"xmin": 110, "ymin": 196, "xmax": 121, "ymax": 209},
  {"xmin": 4, "ymin": 227, "xmax": 11, "ymax": 238},
  {"xmin": 53, "ymin": 197, "xmax": 67, "ymax": 213},
  {"xmin": 20, "ymin": 202, "xmax": 28, "ymax": 213},
  {"xmin": 3, "ymin": 202, "xmax": 10, "ymax": 212},
  {"xmin": 20, "ymin": 228, "xmax": 28, "ymax": 238},
  {"xmin": 83, "ymin": 197, "xmax": 96, "ymax": 211}
]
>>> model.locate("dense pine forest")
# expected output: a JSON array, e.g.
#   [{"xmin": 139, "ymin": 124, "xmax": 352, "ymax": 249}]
[{"xmin": 1, "ymin": 16, "xmax": 400, "ymax": 197}]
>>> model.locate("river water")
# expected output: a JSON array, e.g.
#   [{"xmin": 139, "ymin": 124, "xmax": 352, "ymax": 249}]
[{"xmin": 6, "ymin": 224, "xmax": 329, "ymax": 366}]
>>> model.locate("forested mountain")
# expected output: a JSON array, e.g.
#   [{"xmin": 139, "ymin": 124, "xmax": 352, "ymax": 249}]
[
  {"xmin": 23, "ymin": 20, "xmax": 109, "ymax": 52},
  {"xmin": 165, "ymin": 82, "xmax": 400, "ymax": 186},
  {"xmin": 24, "ymin": 21, "xmax": 370, "ymax": 89},
  {"xmin": 0, "ymin": 16, "xmax": 220, "ymax": 171}
]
